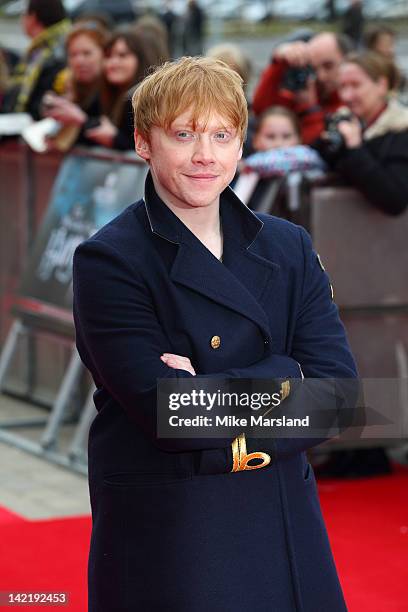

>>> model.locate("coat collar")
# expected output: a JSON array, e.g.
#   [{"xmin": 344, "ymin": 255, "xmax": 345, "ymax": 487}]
[
  {"xmin": 364, "ymin": 98, "xmax": 408, "ymax": 141},
  {"xmin": 143, "ymin": 171, "xmax": 278, "ymax": 341},
  {"xmin": 143, "ymin": 170, "xmax": 264, "ymax": 249}
]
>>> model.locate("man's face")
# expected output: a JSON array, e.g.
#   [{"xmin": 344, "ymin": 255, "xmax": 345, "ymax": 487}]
[
  {"xmin": 308, "ymin": 34, "xmax": 344, "ymax": 97},
  {"xmin": 135, "ymin": 108, "xmax": 243, "ymax": 211}
]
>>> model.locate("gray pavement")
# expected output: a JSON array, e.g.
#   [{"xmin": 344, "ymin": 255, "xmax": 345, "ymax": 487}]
[{"xmin": 0, "ymin": 394, "xmax": 90, "ymax": 519}]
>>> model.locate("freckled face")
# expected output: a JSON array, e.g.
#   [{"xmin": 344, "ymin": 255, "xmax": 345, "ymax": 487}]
[{"xmin": 135, "ymin": 108, "xmax": 243, "ymax": 211}]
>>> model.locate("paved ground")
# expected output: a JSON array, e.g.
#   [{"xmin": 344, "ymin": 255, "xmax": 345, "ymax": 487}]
[{"xmin": 0, "ymin": 394, "xmax": 90, "ymax": 519}]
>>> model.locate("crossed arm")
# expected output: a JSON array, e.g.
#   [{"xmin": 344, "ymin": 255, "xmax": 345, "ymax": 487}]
[{"xmin": 73, "ymin": 226, "xmax": 357, "ymax": 468}]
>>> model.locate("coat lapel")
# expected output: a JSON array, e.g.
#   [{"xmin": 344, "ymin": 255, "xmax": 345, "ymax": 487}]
[{"xmin": 143, "ymin": 172, "xmax": 279, "ymax": 340}]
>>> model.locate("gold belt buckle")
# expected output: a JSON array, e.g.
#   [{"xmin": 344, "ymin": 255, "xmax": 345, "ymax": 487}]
[{"xmin": 231, "ymin": 433, "xmax": 271, "ymax": 472}]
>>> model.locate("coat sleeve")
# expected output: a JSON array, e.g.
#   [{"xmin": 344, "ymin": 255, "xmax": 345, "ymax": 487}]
[
  {"xmin": 265, "ymin": 225, "xmax": 358, "ymax": 462},
  {"xmin": 333, "ymin": 136, "xmax": 408, "ymax": 216},
  {"xmin": 27, "ymin": 59, "xmax": 67, "ymax": 120},
  {"xmin": 252, "ymin": 59, "xmax": 291, "ymax": 115},
  {"xmin": 73, "ymin": 229, "xmax": 358, "ymax": 468},
  {"xmin": 198, "ymin": 225, "xmax": 358, "ymax": 473},
  {"xmin": 73, "ymin": 238, "xmax": 302, "ymax": 453}
]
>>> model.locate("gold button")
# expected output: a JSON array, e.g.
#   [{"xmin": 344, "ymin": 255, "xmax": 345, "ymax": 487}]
[{"xmin": 210, "ymin": 335, "xmax": 221, "ymax": 349}]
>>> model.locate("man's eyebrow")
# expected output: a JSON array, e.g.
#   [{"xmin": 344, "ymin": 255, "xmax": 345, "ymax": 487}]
[
  {"xmin": 171, "ymin": 122, "xmax": 235, "ymax": 131},
  {"xmin": 170, "ymin": 123, "xmax": 194, "ymax": 130}
]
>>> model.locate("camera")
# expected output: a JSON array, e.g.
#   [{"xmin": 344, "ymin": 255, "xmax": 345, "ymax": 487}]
[
  {"xmin": 276, "ymin": 28, "xmax": 315, "ymax": 93},
  {"xmin": 281, "ymin": 65, "xmax": 315, "ymax": 92},
  {"xmin": 323, "ymin": 107, "xmax": 354, "ymax": 154}
]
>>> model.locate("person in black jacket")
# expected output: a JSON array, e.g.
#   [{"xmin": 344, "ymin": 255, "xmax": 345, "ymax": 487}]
[
  {"xmin": 342, "ymin": 0, "xmax": 364, "ymax": 47},
  {"xmin": 182, "ymin": 0, "xmax": 205, "ymax": 56},
  {"xmin": 316, "ymin": 51, "xmax": 408, "ymax": 216}
]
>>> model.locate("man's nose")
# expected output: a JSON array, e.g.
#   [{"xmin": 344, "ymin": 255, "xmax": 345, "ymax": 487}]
[
  {"xmin": 192, "ymin": 135, "xmax": 215, "ymax": 164},
  {"xmin": 316, "ymin": 68, "xmax": 326, "ymax": 83}
]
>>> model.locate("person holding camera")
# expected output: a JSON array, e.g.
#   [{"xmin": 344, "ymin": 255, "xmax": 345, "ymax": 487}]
[
  {"xmin": 252, "ymin": 32, "xmax": 354, "ymax": 144},
  {"xmin": 316, "ymin": 51, "xmax": 408, "ymax": 217}
]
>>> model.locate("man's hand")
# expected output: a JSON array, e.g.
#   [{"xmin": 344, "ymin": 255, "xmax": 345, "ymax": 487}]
[
  {"xmin": 337, "ymin": 117, "xmax": 363, "ymax": 149},
  {"xmin": 274, "ymin": 41, "xmax": 311, "ymax": 67},
  {"xmin": 293, "ymin": 75, "xmax": 318, "ymax": 107},
  {"xmin": 161, "ymin": 353, "xmax": 196, "ymax": 376}
]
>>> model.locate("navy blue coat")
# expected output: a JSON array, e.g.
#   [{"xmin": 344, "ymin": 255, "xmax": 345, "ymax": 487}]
[{"xmin": 73, "ymin": 172, "xmax": 357, "ymax": 612}]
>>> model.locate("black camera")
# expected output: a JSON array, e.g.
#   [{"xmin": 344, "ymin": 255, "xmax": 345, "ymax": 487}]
[
  {"xmin": 281, "ymin": 65, "xmax": 315, "ymax": 92},
  {"xmin": 277, "ymin": 28, "xmax": 315, "ymax": 93},
  {"xmin": 323, "ymin": 107, "xmax": 354, "ymax": 154}
]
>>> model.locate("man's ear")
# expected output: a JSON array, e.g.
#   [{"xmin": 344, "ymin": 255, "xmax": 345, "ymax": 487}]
[
  {"xmin": 134, "ymin": 129, "xmax": 151, "ymax": 161},
  {"xmin": 237, "ymin": 144, "xmax": 243, "ymax": 162}
]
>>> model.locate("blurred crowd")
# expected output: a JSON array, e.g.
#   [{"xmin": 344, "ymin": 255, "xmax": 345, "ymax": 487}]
[
  {"xmin": 1, "ymin": 0, "xmax": 407, "ymax": 218},
  {"xmin": 0, "ymin": 0, "xmax": 205, "ymax": 149}
]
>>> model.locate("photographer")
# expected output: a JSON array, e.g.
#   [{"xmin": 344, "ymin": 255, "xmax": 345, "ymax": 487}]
[
  {"xmin": 252, "ymin": 32, "xmax": 354, "ymax": 144},
  {"xmin": 316, "ymin": 51, "xmax": 408, "ymax": 216}
]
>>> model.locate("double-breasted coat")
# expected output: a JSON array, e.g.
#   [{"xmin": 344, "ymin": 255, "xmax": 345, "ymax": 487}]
[{"xmin": 73, "ymin": 172, "xmax": 357, "ymax": 612}]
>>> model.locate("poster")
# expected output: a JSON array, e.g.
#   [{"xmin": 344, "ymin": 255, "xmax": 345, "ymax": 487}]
[{"xmin": 18, "ymin": 152, "xmax": 148, "ymax": 315}]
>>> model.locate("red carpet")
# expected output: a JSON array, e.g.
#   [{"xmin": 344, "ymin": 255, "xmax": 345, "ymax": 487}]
[
  {"xmin": 318, "ymin": 464, "xmax": 408, "ymax": 612},
  {"xmin": 0, "ymin": 467, "xmax": 407, "ymax": 611},
  {"xmin": 0, "ymin": 512, "xmax": 90, "ymax": 611}
]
